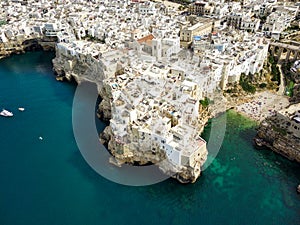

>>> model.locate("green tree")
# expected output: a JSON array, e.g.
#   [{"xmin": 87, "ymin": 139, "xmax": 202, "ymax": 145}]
[
  {"xmin": 200, "ymin": 97, "xmax": 210, "ymax": 108},
  {"xmin": 239, "ymin": 73, "xmax": 256, "ymax": 94}
]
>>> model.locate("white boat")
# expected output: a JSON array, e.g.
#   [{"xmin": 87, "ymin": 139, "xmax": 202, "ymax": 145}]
[
  {"xmin": 18, "ymin": 107, "xmax": 25, "ymax": 112},
  {"xmin": 0, "ymin": 109, "xmax": 13, "ymax": 117}
]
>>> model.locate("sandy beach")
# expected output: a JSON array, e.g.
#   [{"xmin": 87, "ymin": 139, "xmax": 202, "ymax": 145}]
[{"xmin": 235, "ymin": 91, "xmax": 290, "ymax": 122}]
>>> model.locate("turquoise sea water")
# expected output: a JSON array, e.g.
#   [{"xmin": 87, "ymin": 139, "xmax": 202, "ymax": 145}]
[{"xmin": 0, "ymin": 51, "xmax": 299, "ymax": 225}]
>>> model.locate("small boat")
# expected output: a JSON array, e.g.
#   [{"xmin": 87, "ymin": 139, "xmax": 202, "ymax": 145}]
[
  {"xmin": 0, "ymin": 109, "xmax": 13, "ymax": 117},
  {"xmin": 18, "ymin": 107, "xmax": 25, "ymax": 112},
  {"xmin": 39, "ymin": 136, "xmax": 43, "ymax": 140}
]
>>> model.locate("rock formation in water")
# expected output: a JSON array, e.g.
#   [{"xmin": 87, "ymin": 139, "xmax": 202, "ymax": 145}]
[{"xmin": 255, "ymin": 103, "xmax": 300, "ymax": 163}]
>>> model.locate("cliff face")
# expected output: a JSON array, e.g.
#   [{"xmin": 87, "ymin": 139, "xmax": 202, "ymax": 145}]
[
  {"xmin": 52, "ymin": 45, "xmax": 106, "ymax": 84},
  {"xmin": 255, "ymin": 106, "xmax": 300, "ymax": 163},
  {"xmin": 52, "ymin": 45, "xmax": 113, "ymax": 121},
  {"xmin": 100, "ymin": 121, "xmax": 207, "ymax": 184},
  {"xmin": 0, "ymin": 37, "xmax": 56, "ymax": 59}
]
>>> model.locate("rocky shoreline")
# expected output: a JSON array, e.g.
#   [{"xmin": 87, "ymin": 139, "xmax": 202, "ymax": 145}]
[
  {"xmin": 2, "ymin": 36, "xmax": 298, "ymax": 184},
  {"xmin": 254, "ymin": 98, "xmax": 300, "ymax": 162},
  {"xmin": 254, "ymin": 120, "xmax": 300, "ymax": 163},
  {"xmin": 254, "ymin": 67, "xmax": 300, "ymax": 165},
  {"xmin": 0, "ymin": 39, "xmax": 270, "ymax": 183},
  {"xmin": 232, "ymin": 89, "xmax": 300, "ymax": 165},
  {"xmin": 0, "ymin": 36, "xmax": 57, "ymax": 59}
]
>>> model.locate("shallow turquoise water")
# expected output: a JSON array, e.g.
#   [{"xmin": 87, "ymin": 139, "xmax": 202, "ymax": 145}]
[{"xmin": 0, "ymin": 52, "xmax": 299, "ymax": 225}]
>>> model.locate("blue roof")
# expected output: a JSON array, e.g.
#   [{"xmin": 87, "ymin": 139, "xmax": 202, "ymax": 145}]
[{"xmin": 194, "ymin": 36, "xmax": 201, "ymax": 41}]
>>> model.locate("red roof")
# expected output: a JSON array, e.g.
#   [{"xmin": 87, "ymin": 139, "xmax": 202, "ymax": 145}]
[{"xmin": 137, "ymin": 34, "xmax": 155, "ymax": 44}]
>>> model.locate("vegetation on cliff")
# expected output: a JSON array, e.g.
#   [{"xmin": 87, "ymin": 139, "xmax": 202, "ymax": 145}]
[
  {"xmin": 200, "ymin": 97, "xmax": 211, "ymax": 108},
  {"xmin": 239, "ymin": 73, "xmax": 256, "ymax": 94},
  {"xmin": 225, "ymin": 53, "xmax": 283, "ymax": 96},
  {"xmin": 267, "ymin": 55, "xmax": 282, "ymax": 85}
]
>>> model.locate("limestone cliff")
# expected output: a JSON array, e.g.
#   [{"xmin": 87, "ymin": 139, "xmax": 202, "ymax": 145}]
[
  {"xmin": 52, "ymin": 44, "xmax": 113, "ymax": 121},
  {"xmin": 0, "ymin": 37, "xmax": 56, "ymax": 59},
  {"xmin": 255, "ymin": 104, "xmax": 300, "ymax": 163},
  {"xmin": 100, "ymin": 121, "xmax": 207, "ymax": 184}
]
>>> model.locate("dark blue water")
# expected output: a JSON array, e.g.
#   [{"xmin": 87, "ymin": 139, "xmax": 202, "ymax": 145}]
[{"xmin": 0, "ymin": 52, "xmax": 299, "ymax": 225}]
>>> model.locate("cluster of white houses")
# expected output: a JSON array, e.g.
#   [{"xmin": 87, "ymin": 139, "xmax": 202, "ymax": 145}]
[
  {"xmin": 104, "ymin": 65, "xmax": 208, "ymax": 167},
  {"xmin": 0, "ymin": 0, "xmax": 298, "ymax": 169},
  {"xmin": 188, "ymin": 0, "xmax": 299, "ymax": 40}
]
